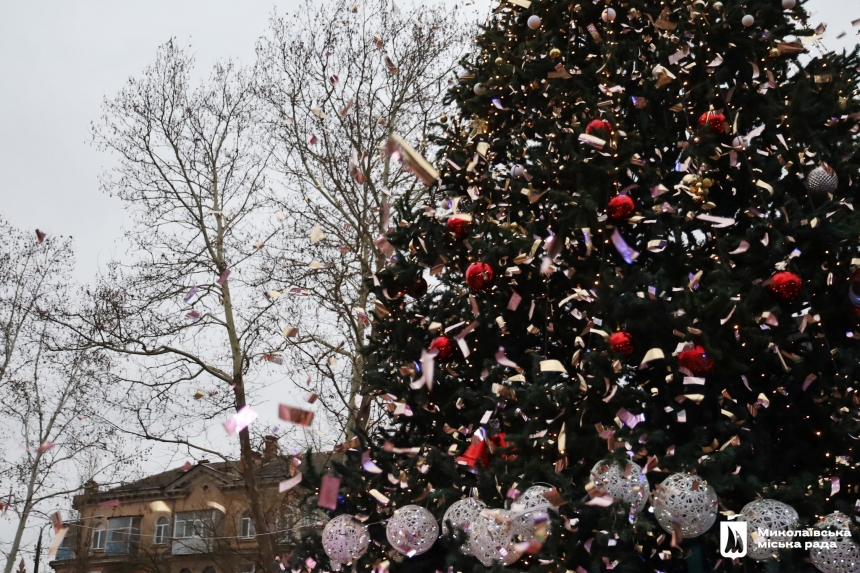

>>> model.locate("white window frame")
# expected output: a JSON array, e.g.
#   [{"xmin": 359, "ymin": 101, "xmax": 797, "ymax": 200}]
[
  {"xmin": 175, "ymin": 517, "xmax": 205, "ymax": 538},
  {"xmin": 154, "ymin": 516, "xmax": 170, "ymax": 545},
  {"xmin": 91, "ymin": 524, "xmax": 106, "ymax": 550},
  {"xmin": 239, "ymin": 514, "xmax": 256, "ymax": 539}
]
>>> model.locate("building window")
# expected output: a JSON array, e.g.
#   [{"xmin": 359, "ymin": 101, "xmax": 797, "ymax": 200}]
[
  {"xmin": 154, "ymin": 516, "xmax": 170, "ymax": 545},
  {"xmin": 175, "ymin": 516, "xmax": 206, "ymax": 538},
  {"xmin": 91, "ymin": 524, "xmax": 106, "ymax": 550},
  {"xmin": 105, "ymin": 516, "xmax": 141, "ymax": 555},
  {"xmin": 239, "ymin": 512, "xmax": 256, "ymax": 539}
]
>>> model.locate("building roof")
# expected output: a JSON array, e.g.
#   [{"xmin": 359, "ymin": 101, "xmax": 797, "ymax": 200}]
[{"xmin": 74, "ymin": 452, "xmax": 341, "ymax": 508}]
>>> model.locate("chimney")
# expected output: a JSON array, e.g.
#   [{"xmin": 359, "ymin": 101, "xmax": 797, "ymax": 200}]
[
  {"xmin": 84, "ymin": 479, "xmax": 99, "ymax": 496},
  {"xmin": 263, "ymin": 435, "xmax": 280, "ymax": 461}
]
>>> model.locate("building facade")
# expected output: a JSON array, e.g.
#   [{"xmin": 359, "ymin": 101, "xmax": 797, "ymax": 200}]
[{"xmin": 50, "ymin": 446, "xmax": 333, "ymax": 573}]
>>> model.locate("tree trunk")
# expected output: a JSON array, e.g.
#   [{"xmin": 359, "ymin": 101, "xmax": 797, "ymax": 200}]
[{"xmin": 236, "ymin": 391, "xmax": 277, "ymax": 569}]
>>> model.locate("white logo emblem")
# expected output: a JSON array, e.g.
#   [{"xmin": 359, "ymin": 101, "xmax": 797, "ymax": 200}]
[{"xmin": 720, "ymin": 521, "xmax": 748, "ymax": 558}]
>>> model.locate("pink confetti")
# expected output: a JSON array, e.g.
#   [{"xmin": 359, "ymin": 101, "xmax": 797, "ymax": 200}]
[
  {"xmin": 223, "ymin": 405, "xmax": 258, "ymax": 436},
  {"xmin": 616, "ymin": 408, "xmax": 645, "ymax": 428},
  {"xmin": 37, "ymin": 442, "xmax": 55, "ymax": 453},
  {"xmin": 317, "ymin": 475, "xmax": 341, "ymax": 510},
  {"xmin": 216, "ymin": 269, "xmax": 231, "ymax": 286},
  {"xmin": 832, "ymin": 477, "xmax": 841, "ymax": 496},
  {"xmin": 99, "ymin": 499, "xmax": 121, "ymax": 508},
  {"xmin": 507, "ymin": 293, "xmax": 522, "ymax": 310},
  {"xmin": 279, "ymin": 473, "xmax": 303, "ymax": 493},
  {"xmin": 186, "ymin": 310, "xmax": 201, "ymax": 322},
  {"xmin": 278, "ymin": 404, "xmax": 314, "ymax": 426},
  {"xmin": 803, "ymin": 374, "xmax": 817, "ymax": 391},
  {"xmin": 611, "ymin": 230, "xmax": 639, "ymax": 264},
  {"xmin": 182, "ymin": 461, "xmax": 192, "ymax": 472},
  {"xmin": 183, "ymin": 285, "xmax": 198, "ymax": 303}
]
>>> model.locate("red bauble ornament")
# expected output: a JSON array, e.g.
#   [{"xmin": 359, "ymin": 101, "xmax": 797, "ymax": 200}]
[
  {"xmin": 698, "ymin": 111, "xmax": 727, "ymax": 134},
  {"xmin": 405, "ymin": 275, "xmax": 428, "ymax": 299},
  {"xmin": 609, "ymin": 331, "xmax": 635, "ymax": 355},
  {"xmin": 446, "ymin": 215, "xmax": 471, "ymax": 240},
  {"xmin": 607, "ymin": 195, "xmax": 635, "ymax": 219},
  {"xmin": 489, "ymin": 432, "xmax": 514, "ymax": 460},
  {"xmin": 586, "ymin": 119, "xmax": 613, "ymax": 135},
  {"xmin": 465, "ymin": 262, "xmax": 495, "ymax": 291},
  {"xmin": 770, "ymin": 271, "xmax": 803, "ymax": 302},
  {"xmin": 678, "ymin": 345, "xmax": 714, "ymax": 375},
  {"xmin": 430, "ymin": 336, "xmax": 456, "ymax": 362}
]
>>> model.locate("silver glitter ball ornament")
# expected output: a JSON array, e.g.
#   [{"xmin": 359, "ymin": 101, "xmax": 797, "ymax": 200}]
[
  {"xmin": 590, "ymin": 459, "xmax": 650, "ymax": 512},
  {"xmin": 652, "ymin": 473, "xmax": 718, "ymax": 538},
  {"xmin": 322, "ymin": 515, "xmax": 370, "ymax": 568},
  {"xmin": 386, "ymin": 505, "xmax": 439, "ymax": 557},
  {"xmin": 810, "ymin": 512, "xmax": 860, "ymax": 573},
  {"xmin": 469, "ymin": 509, "xmax": 524, "ymax": 566},
  {"xmin": 806, "ymin": 166, "xmax": 839, "ymax": 194},
  {"xmin": 738, "ymin": 499, "xmax": 798, "ymax": 561}
]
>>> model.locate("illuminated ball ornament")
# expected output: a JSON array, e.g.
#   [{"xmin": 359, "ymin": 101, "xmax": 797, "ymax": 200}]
[
  {"xmin": 678, "ymin": 345, "xmax": 714, "ymax": 375},
  {"xmin": 608, "ymin": 331, "xmax": 634, "ymax": 355},
  {"xmin": 810, "ymin": 512, "xmax": 860, "ymax": 573},
  {"xmin": 322, "ymin": 515, "xmax": 370, "ymax": 569},
  {"xmin": 549, "ymin": 48, "xmax": 562, "ymax": 59},
  {"xmin": 386, "ymin": 505, "xmax": 439, "ymax": 557},
  {"xmin": 742, "ymin": 14, "xmax": 755, "ymax": 27},
  {"xmin": 527, "ymin": 15, "xmax": 541, "ymax": 29},
  {"xmin": 586, "ymin": 118, "xmax": 612, "ymax": 136},
  {"xmin": 738, "ymin": 499, "xmax": 798, "ymax": 561},
  {"xmin": 769, "ymin": 271, "xmax": 802, "ymax": 303},
  {"xmin": 601, "ymin": 8, "xmax": 616, "ymax": 22},
  {"xmin": 405, "ymin": 275, "xmax": 427, "ymax": 299},
  {"xmin": 469, "ymin": 509, "xmax": 524, "ymax": 566},
  {"xmin": 511, "ymin": 485, "xmax": 553, "ymax": 542},
  {"xmin": 446, "ymin": 215, "xmax": 471, "ymax": 240},
  {"xmin": 430, "ymin": 336, "xmax": 456, "ymax": 363},
  {"xmin": 652, "ymin": 473, "xmax": 718, "ymax": 538},
  {"xmin": 473, "ymin": 83, "xmax": 486, "ymax": 96},
  {"xmin": 782, "ymin": 0, "xmax": 796, "ymax": 8},
  {"xmin": 590, "ymin": 460, "xmax": 650, "ymax": 512},
  {"xmin": 806, "ymin": 165, "xmax": 839, "ymax": 195},
  {"xmin": 465, "ymin": 262, "xmax": 494, "ymax": 292},
  {"xmin": 698, "ymin": 111, "xmax": 727, "ymax": 134},
  {"xmin": 607, "ymin": 195, "xmax": 635, "ymax": 220}
]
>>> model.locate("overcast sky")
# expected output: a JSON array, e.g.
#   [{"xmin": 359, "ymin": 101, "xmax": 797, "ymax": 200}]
[
  {"xmin": 0, "ymin": 0, "xmax": 856, "ymax": 283},
  {"xmin": 0, "ymin": 0, "xmax": 857, "ymax": 560}
]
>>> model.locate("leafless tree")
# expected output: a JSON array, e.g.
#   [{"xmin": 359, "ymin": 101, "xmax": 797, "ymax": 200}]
[
  {"xmin": 0, "ymin": 220, "xmax": 74, "ymax": 384},
  {"xmin": 0, "ymin": 226, "xmax": 132, "ymax": 573},
  {"xmin": 255, "ymin": 0, "xmax": 469, "ymax": 439},
  {"xmin": 61, "ymin": 40, "xmax": 289, "ymax": 568}
]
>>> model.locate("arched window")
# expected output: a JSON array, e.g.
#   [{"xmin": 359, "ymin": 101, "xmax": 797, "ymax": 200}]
[
  {"xmin": 239, "ymin": 512, "xmax": 256, "ymax": 539},
  {"xmin": 91, "ymin": 523, "xmax": 106, "ymax": 550},
  {"xmin": 154, "ymin": 516, "xmax": 170, "ymax": 545}
]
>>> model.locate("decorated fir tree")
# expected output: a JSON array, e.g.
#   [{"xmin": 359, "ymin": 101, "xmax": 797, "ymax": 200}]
[{"xmin": 300, "ymin": 0, "xmax": 860, "ymax": 572}]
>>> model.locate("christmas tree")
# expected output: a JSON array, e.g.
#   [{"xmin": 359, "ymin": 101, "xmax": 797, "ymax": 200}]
[{"xmin": 304, "ymin": 1, "xmax": 860, "ymax": 572}]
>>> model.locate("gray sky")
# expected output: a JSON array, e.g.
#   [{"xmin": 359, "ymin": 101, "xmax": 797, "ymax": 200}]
[
  {"xmin": 0, "ymin": 0, "xmax": 857, "ymax": 562},
  {"xmin": 0, "ymin": 0, "xmax": 856, "ymax": 282}
]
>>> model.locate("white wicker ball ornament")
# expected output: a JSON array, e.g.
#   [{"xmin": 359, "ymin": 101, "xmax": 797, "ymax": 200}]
[
  {"xmin": 652, "ymin": 474, "xmax": 718, "ymax": 538},
  {"xmin": 441, "ymin": 498, "xmax": 485, "ymax": 555},
  {"xmin": 469, "ymin": 509, "xmax": 524, "ymax": 566},
  {"xmin": 807, "ymin": 166, "xmax": 839, "ymax": 194},
  {"xmin": 810, "ymin": 512, "xmax": 860, "ymax": 573},
  {"xmin": 738, "ymin": 499, "xmax": 798, "ymax": 561},
  {"xmin": 322, "ymin": 515, "xmax": 370, "ymax": 569},
  {"xmin": 527, "ymin": 15, "xmax": 541, "ymax": 29},
  {"xmin": 590, "ymin": 460, "xmax": 651, "ymax": 512},
  {"xmin": 386, "ymin": 505, "xmax": 439, "ymax": 557},
  {"xmin": 442, "ymin": 498, "xmax": 486, "ymax": 536},
  {"xmin": 516, "ymin": 485, "xmax": 553, "ymax": 512}
]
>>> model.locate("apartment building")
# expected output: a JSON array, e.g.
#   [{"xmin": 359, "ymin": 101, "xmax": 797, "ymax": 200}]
[{"xmin": 50, "ymin": 442, "xmax": 334, "ymax": 573}]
